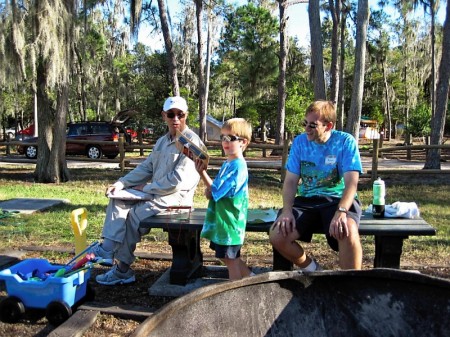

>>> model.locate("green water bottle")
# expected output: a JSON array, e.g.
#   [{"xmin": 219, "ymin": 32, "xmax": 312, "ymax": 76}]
[{"xmin": 372, "ymin": 177, "xmax": 385, "ymax": 218}]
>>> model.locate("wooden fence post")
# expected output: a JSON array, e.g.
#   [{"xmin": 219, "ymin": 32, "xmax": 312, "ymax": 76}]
[
  {"xmin": 119, "ymin": 134, "xmax": 125, "ymax": 172},
  {"xmin": 5, "ymin": 139, "xmax": 10, "ymax": 155},
  {"xmin": 406, "ymin": 133, "xmax": 412, "ymax": 160},
  {"xmin": 371, "ymin": 138, "xmax": 379, "ymax": 183},
  {"xmin": 139, "ymin": 133, "xmax": 144, "ymax": 157},
  {"xmin": 281, "ymin": 135, "xmax": 290, "ymax": 182},
  {"xmin": 262, "ymin": 131, "xmax": 267, "ymax": 158}
]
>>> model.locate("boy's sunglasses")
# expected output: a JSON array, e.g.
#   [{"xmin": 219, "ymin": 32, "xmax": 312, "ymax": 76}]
[
  {"xmin": 166, "ymin": 111, "xmax": 186, "ymax": 119},
  {"xmin": 220, "ymin": 134, "xmax": 243, "ymax": 142}
]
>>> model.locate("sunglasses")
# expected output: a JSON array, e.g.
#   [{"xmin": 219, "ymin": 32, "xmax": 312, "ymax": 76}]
[
  {"xmin": 302, "ymin": 120, "xmax": 323, "ymax": 129},
  {"xmin": 166, "ymin": 111, "xmax": 186, "ymax": 119},
  {"xmin": 220, "ymin": 134, "xmax": 243, "ymax": 142}
]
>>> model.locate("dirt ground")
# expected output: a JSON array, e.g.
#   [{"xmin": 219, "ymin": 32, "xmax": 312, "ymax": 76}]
[
  {"xmin": 1, "ymin": 155, "xmax": 450, "ymax": 336},
  {"xmin": 1, "ymin": 240, "xmax": 449, "ymax": 337}
]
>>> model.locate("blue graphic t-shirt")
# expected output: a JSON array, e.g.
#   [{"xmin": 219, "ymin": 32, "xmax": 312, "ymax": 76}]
[
  {"xmin": 201, "ymin": 157, "xmax": 248, "ymax": 245},
  {"xmin": 286, "ymin": 130, "xmax": 362, "ymax": 198}
]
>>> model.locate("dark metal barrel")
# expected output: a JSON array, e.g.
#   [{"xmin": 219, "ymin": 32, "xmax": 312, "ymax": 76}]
[{"xmin": 132, "ymin": 269, "xmax": 450, "ymax": 337}]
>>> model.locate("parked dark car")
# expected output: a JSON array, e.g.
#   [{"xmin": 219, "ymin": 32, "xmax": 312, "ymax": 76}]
[
  {"xmin": 17, "ymin": 110, "xmax": 137, "ymax": 159},
  {"xmin": 17, "ymin": 122, "xmax": 132, "ymax": 159}
]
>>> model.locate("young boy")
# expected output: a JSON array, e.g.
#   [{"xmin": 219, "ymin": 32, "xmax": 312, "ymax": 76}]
[{"xmin": 195, "ymin": 118, "xmax": 253, "ymax": 280}]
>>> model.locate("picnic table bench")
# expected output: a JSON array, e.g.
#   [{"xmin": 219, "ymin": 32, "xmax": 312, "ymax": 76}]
[{"xmin": 139, "ymin": 208, "xmax": 436, "ymax": 285}]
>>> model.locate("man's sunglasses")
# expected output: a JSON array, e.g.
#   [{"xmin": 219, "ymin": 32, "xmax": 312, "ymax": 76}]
[
  {"xmin": 220, "ymin": 134, "xmax": 243, "ymax": 142},
  {"xmin": 166, "ymin": 111, "xmax": 186, "ymax": 119},
  {"xmin": 302, "ymin": 120, "xmax": 322, "ymax": 129}
]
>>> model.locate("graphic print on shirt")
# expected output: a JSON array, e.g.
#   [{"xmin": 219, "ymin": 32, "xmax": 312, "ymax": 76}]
[{"xmin": 300, "ymin": 160, "xmax": 340, "ymax": 191}]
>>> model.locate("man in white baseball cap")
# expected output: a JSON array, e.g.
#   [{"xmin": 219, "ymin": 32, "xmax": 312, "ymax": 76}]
[
  {"xmin": 163, "ymin": 96, "xmax": 188, "ymax": 112},
  {"xmin": 91, "ymin": 96, "xmax": 205, "ymax": 285}
]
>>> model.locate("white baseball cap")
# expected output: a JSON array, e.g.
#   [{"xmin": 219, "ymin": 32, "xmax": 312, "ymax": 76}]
[{"xmin": 163, "ymin": 96, "xmax": 188, "ymax": 112}]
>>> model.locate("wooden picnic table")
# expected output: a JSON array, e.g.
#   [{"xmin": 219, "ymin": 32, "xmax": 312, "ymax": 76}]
[{"xmin": 140, "ymin": 209, "xmax": 436, "ymax": 285}]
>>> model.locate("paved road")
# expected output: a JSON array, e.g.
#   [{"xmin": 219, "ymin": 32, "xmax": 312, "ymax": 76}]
[
  {"xmin": 360, "ymin": 156, "xmax": 450, "ymax": 171},
  {"xmin": 0, "ymin": 155, "xmax": 120, "ymax": 169}
]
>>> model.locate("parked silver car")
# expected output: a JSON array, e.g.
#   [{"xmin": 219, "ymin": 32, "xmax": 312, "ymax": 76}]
[{"xmin": 1, "ymin": 127, "xmax": 18, "ymax": 140}]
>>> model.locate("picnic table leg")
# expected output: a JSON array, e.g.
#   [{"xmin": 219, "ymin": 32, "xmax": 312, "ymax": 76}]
[
  {"xmin": 373, "ymin": 236, "xmax": 406, "ymax": 269},
  {"xmin": 272, "ymin": 247, "xmax": 293, "ymax": 271},
  {"xmin": 167, "ymin": 229, "xmax": 203, "ymax": 285}
]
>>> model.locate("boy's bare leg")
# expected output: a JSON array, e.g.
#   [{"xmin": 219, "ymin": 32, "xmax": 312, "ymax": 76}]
[
  {"xmin": 223, "ymin": 258, "xmax": 244, "ymax": 280},
  {"xmin": 238, "ymin": 259, "xmax": 252, "ymax": 277}
]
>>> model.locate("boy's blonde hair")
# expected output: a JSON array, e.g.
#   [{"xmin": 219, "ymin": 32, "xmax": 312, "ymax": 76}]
[{"xmin": 222, "ymin": 118, "xmax": 252, "ymax": 150}]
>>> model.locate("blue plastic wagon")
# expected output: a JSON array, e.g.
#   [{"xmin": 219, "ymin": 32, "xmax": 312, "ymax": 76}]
[{"xmin": 0, "ymin": 258, "xmax": 94, "ymax": 326}]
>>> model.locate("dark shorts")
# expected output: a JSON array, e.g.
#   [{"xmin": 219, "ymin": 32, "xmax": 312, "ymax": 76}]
[
  {"xmin": 282, "ymin": 196, "xmax": 362, "ymax": 252},
  {"xmin": 209, "ymin": 242, "xmax": 241, "ymax": 259}
]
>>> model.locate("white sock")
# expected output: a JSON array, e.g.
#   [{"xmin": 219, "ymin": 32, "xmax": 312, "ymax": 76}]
[
  {"xmin": 250, "ymin": 272, "xmax": 256, "ymax": 277},
  {"xmin": 301, "ymin": 259, "xmax": 317, "ymax": 272}
]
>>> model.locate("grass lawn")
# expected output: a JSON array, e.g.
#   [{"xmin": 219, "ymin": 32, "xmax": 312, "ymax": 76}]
[{"xmin": 0, "ymin": 165, "xmax": 449, "ymax": 277}]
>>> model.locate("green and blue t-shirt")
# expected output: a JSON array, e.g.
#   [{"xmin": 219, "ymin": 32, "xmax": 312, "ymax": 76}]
[{"xmin": 201, "ymin": 157, "xmax": 248, "ymax": 246}]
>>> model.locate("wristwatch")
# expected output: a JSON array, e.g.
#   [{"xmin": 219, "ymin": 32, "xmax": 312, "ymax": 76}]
[{"xmin": 337, "ymin": 207, "xmax": 348, "ymax": 214}]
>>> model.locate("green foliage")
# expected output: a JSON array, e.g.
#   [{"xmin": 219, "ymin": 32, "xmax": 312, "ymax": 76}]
[
  {"xmin": 182, "ymin": 88, "xmax": 200, "ymax": 131},
  {"xmin": 217, "ymin": 2, "xmax": 279, "ymax": 116},
  {"xmin": 85, "ymin": 108, "xmax": 97, "ymax": 121},
  {"xmin": 0, "ymin": 87, "xmax": 34, "ymax": 127},
  {"xmin": 2, "ymin": 0, "xmax": 446, "ymax": 149},
  {"xmin": 361, "ymin": 99, "xmax": 384, "ymax": 125},
  {"xmin": 408, "ymin": 102, "xmax": 431, "ymax": 136},
  {"xmin": 122, "ymin": 45, "xmax": 172, "ymax": 135},
  {"xmin": 284, "ymin": 83, "xmax": 314, "ymax": 136},
  {"xmin": 237, "ymin": 105, "xmax": 259, "ymax": 126}
]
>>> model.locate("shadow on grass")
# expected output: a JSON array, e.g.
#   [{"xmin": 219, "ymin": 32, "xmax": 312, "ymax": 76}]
[
  {"xmin": 0, "ymin": 167, "xmax": 35, "ymax": 182},
  {"xmin": 0, "ymin": 167, "xmax": 124, "ymax": 183},
  {"xmin": 51, "ymin": 202, "xmax": 107, "ymax": 215}
]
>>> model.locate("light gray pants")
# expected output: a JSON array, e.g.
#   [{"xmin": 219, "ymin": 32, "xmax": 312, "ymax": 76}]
[{"xmin": 101, "ymin": 198, "xmax": 160, "ymax": 265}]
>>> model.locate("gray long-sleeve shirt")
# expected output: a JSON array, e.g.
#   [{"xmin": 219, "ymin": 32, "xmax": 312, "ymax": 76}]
[{"xmin": 117, "ymin": 127, "xmax": 203, "ymax": 208}]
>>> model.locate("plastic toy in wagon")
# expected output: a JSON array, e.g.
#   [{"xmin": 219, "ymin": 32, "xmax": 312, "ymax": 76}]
[{"xmin": 0, "ymin": 242, "xmax": 99, "ymax": 326}]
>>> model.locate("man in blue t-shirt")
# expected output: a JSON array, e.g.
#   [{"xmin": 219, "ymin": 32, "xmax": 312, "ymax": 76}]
[{"xmin": 270, "ymin": 101, "xmax": 363, "ymax": 271}]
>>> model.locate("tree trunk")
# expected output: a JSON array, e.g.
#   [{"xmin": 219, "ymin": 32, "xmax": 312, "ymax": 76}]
[
  {"xmin": 381, "ymin": 60, "xmax": 392, "ymax": 141},
  {"xmin": 35, "ymin": 84, "xmax": 70, "ymax": 182},
  {"xmin": 34, "ymin": 59, "xmax": 70, "ymax": 183},
  {"xmin": 424, "ymin": 0, "xmax": 450, "ymax": 169},
  {"xmin": 337, "ymin": 5, "xmax": 347, "ymax": 130},
  {"xmin": 431, "ymin": 0, "xmax": 436, "ymax": 118},
  {"xmin": 34, "ymin": 0, "xmax": 74, "ymax": 183},
  {"xmin": 276, "ymin": 0, "xmax": 288, "ymax": 146},
  {"xmin": 328, "ymin": 0, "xmax": 341, "ymax": 105},
  {"xmin": 157, "ymin": 0, "xmax": 179, "ymax": 96},
  {"xmin": 309, "ymin": 0, "xmax": 326, "ymax": 99},
  {"xmin": 345, "ymin": 0, "xmax": 369, "ymax": 139},
  {"xmin": 195, "ymin": 0, "xmax": 206, "ymax": 141},
  {"xmin": 204, "ymin": 2, "xmax": 213, "ymax": 128},
  {"xmin": 403, "ymin": 65, "xmax": 410, "ymax": 143}
]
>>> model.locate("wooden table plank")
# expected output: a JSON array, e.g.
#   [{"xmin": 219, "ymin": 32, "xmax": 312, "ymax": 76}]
[
  {"xmin": 140, "ymin": 209, "xmax": 436, "ymax": 236},
  {"xmin": 47, "ymin": 309, "xmax": 99, "ymax": 337},
  {"xmin": 359, "ymin": 224, "xmax": 436, "ymax": 236}
]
